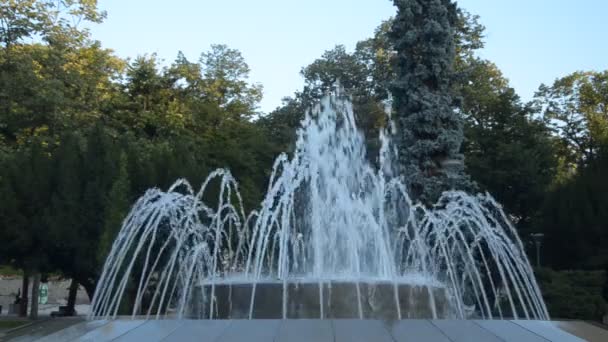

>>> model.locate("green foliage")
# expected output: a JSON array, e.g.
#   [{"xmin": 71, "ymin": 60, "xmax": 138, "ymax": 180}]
[
  {"xmin": 0, "ymin": 40, "xmax": 124, "ymax": 149},
  {"xmin": 0, "ymin": 142, "xmax": 53, "ymax": 272},
  {"xmin": 538, "ymin": 145, "xmax": 608, "ymax": 270},
  {"xmin": 535, "ymin": 71, "xmax": 608, "ymax": 174},
  {"xmin": 0, "ymin": 0, "xmax": 105, "ymax": 49},
  {"xmin": 99, "ymin": 152, "xmax": 130, "ymax": 262},
  {"xmin": 0, "ymin": 1, "xmax": 109, "ymax": 148},
  {"xmin": 297, "ymin": 45, "xmax": 387, "ymax": 161},
  {"xmin": 0, "ymin": 2, "xmax": 274, "ymax": 295},
  {"xmin": 200, "ymin": 44, "xmax": 263, "ymax": 120},
  {"xmin": 301, "ymin": 45, "xmax": 369, "ymax": 99},
  {"xmin": 459, "ymin": 59, "xmax": 557, "ymax": 233},
  {"xmin": 353, "ymin": 20, "xmax": 394, "ymax": 100},
  {"xmin": 257, "ymin": 96, "xmax": 307, "ymax": 153},
  {"xmin": 0, "ymin": 264, "xmax": 22, "ymax": 275},
  {"xmin": 536, "ymin": 268, "xmax": 607, "ymax": 320}
]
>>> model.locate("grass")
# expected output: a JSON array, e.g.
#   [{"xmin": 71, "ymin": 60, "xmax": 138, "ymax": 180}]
[
  {"xmin": 0, "ymin": 265, "xmax": 22, "ymax": 276},
  {"xmin": 0, "ymin": 320, "xmax": 28, "ymax": 330},
  {"xmin": 0, "ymin": 265, "xmax": 63, "ymax": 278}
]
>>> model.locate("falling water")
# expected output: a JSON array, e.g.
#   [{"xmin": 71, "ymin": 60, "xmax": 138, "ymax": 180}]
[{"xmin": 89, "ymin": 89, "xmax": 549, "ymax": 320}]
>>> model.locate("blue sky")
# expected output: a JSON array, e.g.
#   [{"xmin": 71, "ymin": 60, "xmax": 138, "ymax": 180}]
[{"xmin": 90, "ymin": 0, "xmax": 608, "ymax": 113}]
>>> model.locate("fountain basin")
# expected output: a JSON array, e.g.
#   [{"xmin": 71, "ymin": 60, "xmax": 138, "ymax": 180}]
[{"xmin": 189, "ymin": 281, "xmax": 449, "ymax": 319}]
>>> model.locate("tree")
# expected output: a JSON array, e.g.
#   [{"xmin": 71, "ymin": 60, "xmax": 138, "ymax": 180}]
[
  {"xmin": 200, "ymin": 44, "xmax": 263, "ymax": 121},
  {"xmin": 0, "ymin": 0, "xmax": 105, "ymax": 50},
  {"xmin": 99, "ymin": 151, "xmax": 131, "ymax": 262},
  {"xmin": 0, "ymin": 1, "xmax": 120, "ymax": 150},
  {"xmin": 352, "ymin": 20, "xmax": 394, "ymax": 101},
  {"xmin": 301, "ymin": 45, "xmax": 369, "ymax": 99},
  {"xmin": 125, "ymin": 54, "xmax": 165, "ymax": 113},
  {"xmin": 257, "ymin": 96, "xmax": 306, "ymax": 153},
  {"xmin": 0, "ymin": 142, "xmax": 54, "ymax": 315},
  {"xmin": 46, "ymin": 132, "xmax": 88, "ymax": 311},
  {"xmin": 603, "ymin": 265, "xmax": 608, "ymax": 304},
  {"xmin": 43, "ymin": 127, "xmax": 123, "ymax": 299},
  {"xmin": 538, "ymin": 144, "xmax": 608, "ymax": 269},
  {"xmin": 269, "ymin": 8, "xmax": 490, "ymax": 171},
  {"xmin": 390, "ymin": 0, "xmax": 472, "ymax": 203},
  {"xmin": 458, "ymin": 59, "xmax": 557, "ymax": 232},
  {"xmin": 535, "ymin": 71, "xmax": 608, "ymax": 173},
  {"xmin": 299, "ymin": 45, "xmax": 387, "ymax": 161},
  {"xmin": 0, "ymin": 2, "xmax": 288, "ymax": 314}
]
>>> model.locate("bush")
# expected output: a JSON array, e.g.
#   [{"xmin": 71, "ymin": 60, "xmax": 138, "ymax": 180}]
[{"xmin": 536, "ymin": 268, "xmax": 606, "ymax": 320}]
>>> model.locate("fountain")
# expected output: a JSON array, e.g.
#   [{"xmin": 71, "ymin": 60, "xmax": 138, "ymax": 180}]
[{"xmin": 89, "ymin": 90, "xmax": 549, "ymax": 321}]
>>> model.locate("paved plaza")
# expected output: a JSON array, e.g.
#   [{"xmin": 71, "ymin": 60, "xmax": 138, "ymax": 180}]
[{"xmin": 2, "ymin": 318, "xmax": 608, "ymax": 342}]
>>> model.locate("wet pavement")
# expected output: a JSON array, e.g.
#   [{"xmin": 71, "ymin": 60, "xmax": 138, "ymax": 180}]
[{"xmin": 1, "ymin": 318, "xmax": 607, "ymax": 341}]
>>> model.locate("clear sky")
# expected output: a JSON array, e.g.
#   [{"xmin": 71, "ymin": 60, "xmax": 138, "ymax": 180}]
[{"xmin": 90, "ymin": 0, "xmax": 608, "ymax": 113}]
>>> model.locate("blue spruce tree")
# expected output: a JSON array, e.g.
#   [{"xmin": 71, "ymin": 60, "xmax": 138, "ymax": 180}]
[{"xmin": 390, "ymin": 0, "xmax": 473, "ymax": 203}]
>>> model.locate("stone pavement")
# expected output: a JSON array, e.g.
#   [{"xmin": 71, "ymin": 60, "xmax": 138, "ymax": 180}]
[{"xmin": 2, "ymin": 318, "xmax": 608, "ymax": 342}]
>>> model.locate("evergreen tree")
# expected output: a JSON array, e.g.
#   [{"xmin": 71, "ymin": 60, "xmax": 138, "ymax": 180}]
[
  {"xmin": 99, "ymin": 152, "xmax": 131, "ymax": 263},
  {"xmin": 539, "ymin": 144, "xmax": 608, "ymax": 269},
  {"xmin": 390, "ymin": 0, "xmax": 472, "ymax": 203}
]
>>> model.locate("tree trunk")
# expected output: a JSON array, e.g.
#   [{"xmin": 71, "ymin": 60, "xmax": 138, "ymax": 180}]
[
  {"xmin": 66, "ymin": 279, "xmax": 79, "ymax": 315},
  {"xmin": 29, "ymin": 273, "xmax": 40, "ymax": 320},
  {"xmin": 79, "ymin": 277, "xmax": 97, "ymax": 302},
  {"xmin": 19, "ymin": 271, "xmax": 29, "ymax": 317}
]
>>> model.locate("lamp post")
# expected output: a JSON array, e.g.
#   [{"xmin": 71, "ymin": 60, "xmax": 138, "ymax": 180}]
[{"xmin": 530, "ymin": 233, "xmax": 544, "ymax": 268}]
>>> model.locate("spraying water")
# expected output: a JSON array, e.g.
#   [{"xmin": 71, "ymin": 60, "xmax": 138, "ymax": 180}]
[{"xmin": 89, "ymin": 90, "xmax": 548, "ymax": 320}]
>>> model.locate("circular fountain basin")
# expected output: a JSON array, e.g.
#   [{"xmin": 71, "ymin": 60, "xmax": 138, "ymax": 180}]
[{"xmin": 189, "ymin": 280, "xmax": 449, "ymax": 319}]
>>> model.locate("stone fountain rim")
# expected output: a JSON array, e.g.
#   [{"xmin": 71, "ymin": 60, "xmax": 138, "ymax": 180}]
[{"xmin": 196, "ymin": 277, "xmax": 446, "ymax": 288}]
